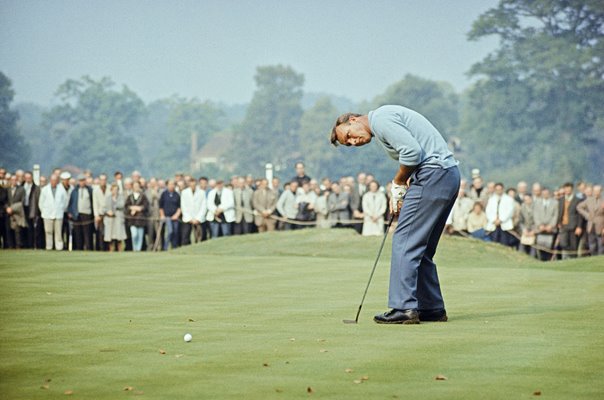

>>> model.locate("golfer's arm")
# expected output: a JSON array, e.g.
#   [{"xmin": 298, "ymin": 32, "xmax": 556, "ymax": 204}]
[{"xmin": 393, "ymin": 164, "xmax": 416, "ymax": 186}]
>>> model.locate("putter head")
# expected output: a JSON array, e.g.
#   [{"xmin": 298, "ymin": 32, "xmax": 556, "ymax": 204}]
[{"xmin": 342, "ymin": 319, "xmax": 358, "ymax": 324}]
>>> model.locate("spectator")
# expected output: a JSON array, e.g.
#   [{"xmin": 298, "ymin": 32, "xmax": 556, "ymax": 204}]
[
  {"xmin": 59, "ymin": 171, "xmax": 73, "ymax": 248},
  {"xmin": 23, "ymin": 171, "xmax": 42, "ymax": 249},
  {"xmin": 276, "ymin": 181, "xmax": 299, "ymax": 230},
  {"xmin": 233, "ymin": 176, "xmax": 254, "ymax": 235},
  {"xmin": 93, "ymin": 173, "xmax": 109, "ymax": 251},
  {"xmin": 485, "ymin": 183, "xmax": 516, "ymax": 247},
  {"xmin": 519, "ymin": 194, "xmax": 535, "ymax": 254},
  {"xmin": 469, "ymin": 176, "xmax": 488, "ymax": 206},
  {"xmin": 313, "ymin": 187, "xmax": 332, "ymax": 229},
  {"xmin": 533, "ymin": 188, "xmax": 558, "ymax": 261},
  {"xmin": 159, "ymin": 180, "xmax": 182, "ymax": 250},
  {"xmin": 67, "ymin": 174, "xmax": 95, "ymax": 251},
  {"xmin": 198, "ymin": 177, "xmax": 211, "ymax": 241},
  {"xmin": 103, "ymin": 183, "xmax": 127, "ymax": 251},
  {"xmin": 180, "ymin": 177, "xmax": 207, "ymax": 245},
  {"xmin": 125, "ymin": 181, "xmax": 149, "ymax": 251},
  {"xmin": 252, "ymin": 178, "xmax": 277, "ymax": 232},
  {"xmin": 39, "ymin": 174, "xmax": 68, "ymax": 250},
  {"xmin": 361, "ymin": 181, "xmax": 386, "ymax": 236},
  {"xmin": 577, "ymin": 184, "xmax": 604, "ymax": 256},
  {"xmin": 532, "ymin": 182, "xmax": 542, "ymax": 201},
  {"xmin": 0, "ymin": 176, "xmax": 7, "ymax": 248},
  {"xmin": 145, "ymin": 177, "xmax": 161, "ymax": 249},
  {"xmin": 207, "ymin": 180, "xmax": 235, "ymax": 238},
  {"xmin": 467, "ymin": 201, "xmax": 489, "ymax": 241},
  {"xmin": 557, "ymin": 182, "xmax": 584, "ymax": 259},
  {"xmin": 516, "ymin": 181, "xmax": 528, "ymax": 203},
  {"xmin": 446, "ymin": 187, "xmax": 474, "ymax": 234},
  {"xmin": 292, "ymin": 161, "xmax": 311, "ymax": 187},
  {"xmin": 295, "ymin": 182, "xmax": 317, "ymax": 227},
  {"xmin": 328, "ymin": 182, "xmax": 351, "ymax": 228}
]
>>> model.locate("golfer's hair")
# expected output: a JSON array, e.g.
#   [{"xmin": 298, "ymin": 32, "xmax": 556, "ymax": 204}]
[{"xmin": 330, "ymin": 113, "xmax": 362, "ymax": 146}]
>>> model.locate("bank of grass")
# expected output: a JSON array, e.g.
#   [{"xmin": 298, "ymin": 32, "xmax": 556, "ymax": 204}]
[{"xmin": 1, "ymin": 229, "xmax": 603, "ymax": 399}]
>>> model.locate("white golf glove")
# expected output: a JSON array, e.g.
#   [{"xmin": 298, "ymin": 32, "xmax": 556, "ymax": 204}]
[{"xmin": 390, "ymin": 181, "xmax": 408, "ymax": 212}]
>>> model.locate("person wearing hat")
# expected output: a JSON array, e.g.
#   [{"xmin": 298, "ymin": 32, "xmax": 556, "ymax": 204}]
[{"xmin": 67, "ymin": 173, "xmax": 95, "ymax": 250}]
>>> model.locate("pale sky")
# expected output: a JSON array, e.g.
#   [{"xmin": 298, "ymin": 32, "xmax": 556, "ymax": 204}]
[{"xmin": 0, "ymin": 0, "xmax": 500, "ymax": 106}]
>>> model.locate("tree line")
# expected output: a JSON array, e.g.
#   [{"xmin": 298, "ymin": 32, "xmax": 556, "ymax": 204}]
[{"xmin": 1, "ymin": 0, "xmax": 602, "ymax": 186}]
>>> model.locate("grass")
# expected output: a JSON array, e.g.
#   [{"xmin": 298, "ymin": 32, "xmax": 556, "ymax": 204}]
[{"xmin": 1, "ymin": 229, "xmax": 603, "ymax": 399}]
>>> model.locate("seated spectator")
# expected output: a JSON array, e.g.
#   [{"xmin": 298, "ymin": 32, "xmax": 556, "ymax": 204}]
[
  {"xmin": 361, "ymin": 181, "xmax": 386, "ymax": 236},
  {"xmin": 467, "ymin": 202, "xmax": 489, "ymax": 241}
]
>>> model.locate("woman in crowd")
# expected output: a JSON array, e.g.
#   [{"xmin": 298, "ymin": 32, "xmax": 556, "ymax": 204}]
[
  {"xmin": 467, "ymin": 201, "xmax": 490, "ymax": 241},
  {"xmin": 361, "ymin": 180, "xmax": 387, "ymax": 236},
  {"xmin": 125, "ymin": 181, "xmax": 149, "ymax": 251},
  {"xmin": 103, "ymin": 183, "xmax": 127, "ymax": 251}
]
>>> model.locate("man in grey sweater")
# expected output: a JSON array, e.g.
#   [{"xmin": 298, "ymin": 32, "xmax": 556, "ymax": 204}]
[{"xmin": 331, "ymin": 105, "xmax": 460, "ymax": 324}]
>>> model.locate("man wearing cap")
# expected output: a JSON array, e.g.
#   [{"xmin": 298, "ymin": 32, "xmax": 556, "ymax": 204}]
[
  {"xmin": 67, "ymin": 174, "xmax": 94, "ymax": 250},
  {"xmin": 331, "ymin": 105, "xmax": 460, "ymax": 324}
]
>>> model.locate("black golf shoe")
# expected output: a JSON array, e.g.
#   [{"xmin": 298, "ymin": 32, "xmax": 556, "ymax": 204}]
[
  {"xmin": 418, "ymin": 309, "xmax": 448, "ymax": 322},
  {"xmin": 374, "ymin": 309, "xmax": 420, "ymax": 324}
]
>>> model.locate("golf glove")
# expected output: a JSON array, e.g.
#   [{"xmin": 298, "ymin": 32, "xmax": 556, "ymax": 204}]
[{"xmin": 390, "ymin": 181, "xmax": 408, "ymax": 212}]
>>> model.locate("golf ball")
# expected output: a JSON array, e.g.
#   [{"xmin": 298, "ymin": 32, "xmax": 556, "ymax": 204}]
[{"xmin": 184, "ymin": 333, "xmax": 192, "ymax": 342}]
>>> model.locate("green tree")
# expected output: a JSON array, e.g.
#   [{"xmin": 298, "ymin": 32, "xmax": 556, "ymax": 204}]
[
  {"xmin": 44, "ymin": 76, "xmax": 145, "ymax": 174},
  {"xmin": 152, "ymin": 97, "xmax": 223, "ymax": 176},
  {"xmin": 230, "ymin": 65, "xmax": 305, "ymax": 176},
  {"xmin": 462, "ymin": 0, "xmax": 604, "ymax": 184},
  {"xmin": 0, "ymin": 72, "xmax": 30, "ymax": 169},
  {"xmin": 15, "ymin": 103, "xmax": 53, "ymax": 171}
]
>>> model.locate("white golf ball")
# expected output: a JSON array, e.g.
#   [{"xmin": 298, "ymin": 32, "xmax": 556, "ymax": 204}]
[{"xmin": 184, "ymin": 333, "xmax": 192, "ymax": 342}]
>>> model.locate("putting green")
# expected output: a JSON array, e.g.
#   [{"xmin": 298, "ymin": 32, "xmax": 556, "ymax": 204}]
[{"xmin": 1, "ymin": 229, "xmax": 603, "ymax": 399}]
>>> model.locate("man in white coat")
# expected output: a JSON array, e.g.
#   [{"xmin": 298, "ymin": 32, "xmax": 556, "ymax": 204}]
[
  {"xmin": 180, "ymin": 178, "xmax": 207, "ymax": 245},
  {"xmin": 206, "ymin": 180, "xmax": 235, "ymax": 238},
  {"xmin": 38, "ymin": 174, "xmax": 68, "ymax": 250},
  {"xmin": 486, "ymin": 182, "xmax": 517, "ymax": 247}
]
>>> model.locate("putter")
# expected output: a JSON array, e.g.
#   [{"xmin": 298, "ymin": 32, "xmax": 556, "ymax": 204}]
[{"xmin": 343, "ymin": 214, "xmax": 396, "ymax": 324}]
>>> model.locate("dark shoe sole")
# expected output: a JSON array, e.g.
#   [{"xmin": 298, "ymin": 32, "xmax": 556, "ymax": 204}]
[
  {"xmin": 420, "ymin": 315, "xmax": 448, "ymax": 322},
  {"xmin": 373, "ymin": 317, "xmax": 420, "ymax": 325}
]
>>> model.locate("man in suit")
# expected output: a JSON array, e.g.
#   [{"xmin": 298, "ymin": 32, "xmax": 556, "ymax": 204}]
[
  {"xmin": 67, "ymin": 174, "xmax": 95, "ymax": 251},
  {"xmin": 557, "ymin": 182, "xmax": 584, "ymax": 259},
  {"xmin": 327, "ymin": 182, "xmax": 351, "ymax": 228},
  {"xmin": 577, "ymin": 184, "xmax": 604, "ymax": 256},
  {"xmin": 22, "ymin": 171, "xmax": 42, "ymax": 249},
  {"xmin": 532, "ymin": 188, "xmax": 559, "ymax": 261},
  {"xmin": 233, "ymin": 176, "xmax": 254, "ymax": 235},
  {"xmin": 93, "ymin": 173, "xmax": 109, "ymax": 251},
  {"xmin": 206, "ymin": 180, "xmax": 235, "ymax": 238},
  {"xmin": 180, "ymin": 177, "xmax": 207, "ymax": 245},
  {"xmin": 252, "ymin": 178, "xmax": 277, "ymax": 232},
  {"xmin": 276, "ymin": 181, "xmax": 299, "ymax": 230},
  {"xmin": 5, "ymin": 175, "xmax": 26, "ymax": 248}
]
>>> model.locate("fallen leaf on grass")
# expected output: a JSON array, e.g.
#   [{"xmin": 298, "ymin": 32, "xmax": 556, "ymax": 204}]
[
  {"xmin": 289, "ymin": 338, "xmax": 296, "ymax": 342},
  {"xmin": 434, "ymin": 374, "xmax": 448, "ymax": 381},
  {"xmin": 40, "ymin": 384, "xmax": 50, "ymax": 390},
  {"xmin": 307, "ymin": 386, "xmax": 313, "ymax": 393},
  {"xmin": 316, "ymin": 339, "xmax": 326, "ymax": 342},
  {"xmin": 46, "ymin": 378, "xmax": 52, "ymax": 382},
  {"xmin": 64, "ymin": 390, "xmax": 74, "ymax": 395},
  {"xmin": 123, "ymin": 386, "xmax": 134, "ymax": 391},
  {"xmin": 353, "ymin": 380, "xmax": 362, "ymax": 384},
  {"xmin": 159, "ymin": 349, "xmax": 166, "ymax": 355},
  {"xmin": 188, "ymin": 318, "xmax": 195, "ymax": 322},
  {"xmin": 175, "ymin": 354, "xmax": 184, "ymax": 359},
  {"xmin": 344, "ymin": 368, "xmax": 354, "ymax": 373},
  {"xmin": 533, "ymin": 391, "xmax": 542, "ymax": 396},
  {"xmin": 263, "ymin": 363, "xmax": 270, "ymax": 367},
  {"xmin": 361, "ymin": 376, "xmax": 369, "ymax": 381},
  {"xmin": 275, "ymin": 388, "xmax": 283, "ymax": 393},
  {"xmin": 319, "ymin": 349, "xmax": 328, "ymax": 353}
]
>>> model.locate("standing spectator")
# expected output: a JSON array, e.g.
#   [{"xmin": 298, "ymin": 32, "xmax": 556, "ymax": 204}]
[
  {"xmin": 292, "ymin": 162, "xmax": 311, "ymax": 187},
  {"xmin": 180, "ymin": 177, "xmax": 207, "ymax": 245},
  {"xmin": 469, "ymin": 176, "xmax": 489, "ymax": 206},
  {"xmin": 207, "ymin": 180, "xmax": 235, "ymax": 238},
  {"xmin": 233, "ymin": 176, "xmax": 254, "ymax": 235},
  {"xmin": 446, "ymin": 188, "xmax": 474, "ymax": 234},
  {"xmin": 39, "ymin": 174, "xmax": 68, "ymax": 250},
  {"xmin": 125, "ymin": 181, "xmax": 149, "ymax": 251},
  {"xmin": 467, "ymin": 202, "xmax": 489, "ymax": 241},
  {"xmin": 276, "ymin": 181, "xmax": 299, "ymax": 230},
  {"xmin": 533, "ymin": 188, "xmax": 559, "ymax": 261},
  {"xmin": 67, "ymin": 174, "xmax": 94, "ymax": 251},
  {"xmin": 313, "ymin": 187, "xmax": 332, "ymax": 228},
  {"xmin": 295, "ymin": 181, "xmax": 317, "ymax": 227},
  {"xmin": 103, "ymin": 183, "xmax": 127, "ymax": 252},
  {"xmin": 531, "ymin": 182, "xmax": 542, "ymax": 201},
  {"xmin": 577, "ymin": 184, "xmax": 604, "ymax": 256},
  {"xmin": 122, "ymin": 178, "xmax": 134, "ymax": 251},
  {"xmin": 252, "ymin": 178, "xmax": 277, "ymax": 232},
  {"xmin": 59, "ymin": 171, "xmax": 73, "ymax": 249},
  {"xmin": 22, "ymin": 171, "xmax": 38, "ymax": 248},
  {"xmin": 93, "ymin": 173, "xmax": 109, "ymax": 251},
  {"xmin": 516, "ymin": 181, "xmax": 528, "ymax": 203},
  {"xmin": 518, "ymin": 194, "xmax": 535, "ymax": 254},
  {"xmin": 0, "ymin": 177, "xmax": 7, "ymax": 248},
  {"xmin": 361, "ymin": 181, "xmax": 387, "ymax": 236},
  {"xmin": 159, "ymin": 180, "xmax": 182, "ymax": 250},
  {"xmin": 5, "ymin": 175, "xmax": 26, "ymax": 248},
  {"xmin": 198, "ymin": 177, "xmax": 211, "ymax": 241},
  {"xmin": 328, "ymin": 182, "xmax": 351, "ymax": 228},
  {"xmin": 145, "ymin": 177, "xmax": 161, "ymax": 250},
  {"xmin": 557, "ymin": 182, "xmax": 584, "ymax": 259},
  {"xmin": 485, "ymin": 183, "xmax": 516, "ymax": 247}
]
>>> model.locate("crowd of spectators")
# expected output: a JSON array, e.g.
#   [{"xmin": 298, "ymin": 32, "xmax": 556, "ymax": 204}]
[{"xmin": 1, "ymin": 164, "xmax": 602, "ymax": 260}]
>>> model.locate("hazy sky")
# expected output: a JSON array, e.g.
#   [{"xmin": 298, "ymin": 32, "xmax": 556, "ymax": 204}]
[{"xmin": 1, "ymin": 0, "xmax": 500, "ymax": 106}]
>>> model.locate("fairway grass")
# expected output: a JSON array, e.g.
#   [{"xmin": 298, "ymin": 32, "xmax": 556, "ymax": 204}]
[{"xmin": 1, "ymin": 229, "xmax": 603, "ymax": 399}]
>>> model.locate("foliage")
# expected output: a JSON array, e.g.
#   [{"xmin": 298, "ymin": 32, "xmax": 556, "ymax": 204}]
[
  {"xmin": 43, "ymin": 76, "xmax": 145, "ymax": 174},
  {"xmin": 0, "ymin": 72, "xmax": 30, "ymax": 170},
  {"xmin": 230, "ymin": 65, "xmax": 305, "ymax": 176},
  {"xmin": 462, "ymin": 0, "xmax": 604, "ymax": 185}
]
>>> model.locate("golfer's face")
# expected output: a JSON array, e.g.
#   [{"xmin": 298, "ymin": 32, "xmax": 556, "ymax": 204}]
[{"xmin": 336, "ymin": 119, "xmax": 371, "ymax": 147}]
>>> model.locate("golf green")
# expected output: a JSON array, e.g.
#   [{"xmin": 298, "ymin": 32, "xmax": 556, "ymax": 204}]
[{"xmin": 1, "ymin": 229, "xmax": 603, "ymax": 399}]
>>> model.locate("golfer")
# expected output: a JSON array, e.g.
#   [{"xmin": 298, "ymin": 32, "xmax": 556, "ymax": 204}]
[{"xmin": 331, "ymin": 105, "xmax": 460, "ymax": 324}]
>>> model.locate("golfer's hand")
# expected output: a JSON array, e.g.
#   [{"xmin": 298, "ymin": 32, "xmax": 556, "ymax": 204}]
[
  {"xmin": 390, "ymin": 181, "xmax": 407, "ymax": 215},
  {"xmin": 389, "ymin": 198, "xmax": 402, "ymax": 216}
]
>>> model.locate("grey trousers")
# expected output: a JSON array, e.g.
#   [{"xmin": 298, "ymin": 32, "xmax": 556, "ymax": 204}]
[{"xmin": 388, "ymin": 166, "xmax": 460, "ymax": 311}]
